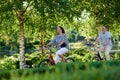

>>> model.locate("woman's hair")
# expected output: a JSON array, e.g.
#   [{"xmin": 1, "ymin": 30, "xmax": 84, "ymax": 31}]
[{"xmin": 58, "ymin": 26, "xmax": 65, "ymax": 33}]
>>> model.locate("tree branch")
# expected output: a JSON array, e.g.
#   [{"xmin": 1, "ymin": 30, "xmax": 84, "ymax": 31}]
[
  {"xmin": 24, "ymin": 1, "xmax": 32, "ymax": 13},
  {"xmin": 14, "ymin": 9, "xmax": 19, "ymax": 18}
]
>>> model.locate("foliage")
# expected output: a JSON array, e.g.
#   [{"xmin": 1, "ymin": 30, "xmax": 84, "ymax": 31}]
[
  {"xmin": 1, "ymin": 45, "xmax": 120, "ymax": 70},
  {"xmin": 0, "ymin": 60, "xmax": 120, "ymax": 80},
  {"xmin": 0, "ymin": 46, "xmax": 90, "ymax": 70},
  {"xmin": 1, "ymin": 0, "xmax": 120, "ymax": 69},
  {"xmin": 70, "ymin": 47, "xmax": 92, "ymax": 62},
  {"xmin": 0, "ymin": 52, "xmax": 43, "ymax": 70},
  {"xmin": 1, "ymin": 0, "xmax": 120, "ymax": 54}
]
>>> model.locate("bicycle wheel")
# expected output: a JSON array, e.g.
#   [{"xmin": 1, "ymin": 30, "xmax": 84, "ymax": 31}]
[
  {"xmin": 91, "ymin": 55, "xmax": 100, "ymax": 62},
  {"xmin": 65, "ymin": 57, "xmax": 74, "ymax": 63},
  {"xmin": 38, "ymin": 59, "xmax": 51, "ymax": 68},
  {"xmin": 110, "ymin": 53, "xmax": 115, "ymax": 60}
]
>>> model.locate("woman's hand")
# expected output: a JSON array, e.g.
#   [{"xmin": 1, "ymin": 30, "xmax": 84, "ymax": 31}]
[
  {"xmin": 44, "ymin": 45, "xmax": 47, "ymax": 48},
  {"xmin": 57, "ymin": 44, "xmax": 61, "ymax": 47},
  {"xmin": 46, "ymin": 42, "xmax": 52, "ymax": 47}
]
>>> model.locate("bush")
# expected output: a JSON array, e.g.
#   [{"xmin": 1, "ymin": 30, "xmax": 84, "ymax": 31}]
[
  {"xmin": 0, "ymin": 46, "xmax": 120, "ymax": 70},
  {"xmin": 0, "ymin": 60, "xmax": 120, "ymax": 80},
  {"xmin": 0, "ymin": 52, "xmax": 49, "ymax": 69},
  {"xmin": 69, "ymin": 47, "xmax": 92, "ymax": 62}
]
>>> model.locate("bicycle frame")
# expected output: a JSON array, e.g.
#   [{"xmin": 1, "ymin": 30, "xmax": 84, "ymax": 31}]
[
  {"xmin": 49, "ymin": 53, "xmax": 55, "ymax": 65},
  {"xmin": 44, "ymin": 46, "xmax": 73, "ymax": 65},
  {"xmin": 96, "ymin": 52, "xmax": 103, "ymax": 60},
  {"xmin": 46, "ymin": 47, "xmax": 55, "ymax": 65},
  {"xmin": 88, "ymin": 44, "xmax": 103, "ymax": 61}
]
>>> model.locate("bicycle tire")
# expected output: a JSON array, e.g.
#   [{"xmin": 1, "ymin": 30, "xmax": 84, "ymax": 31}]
[
  {"xmin": 110, "ymin": 53, "xmax": 115, "ymax": 60},
  {"xmin": 38, "ymin": 59, "xmax": 51, "ymax": 68},
  {"xmin": 91, "ymin": 55, "xmax": 100, "ymax": 62},
  {"xmin": 65, "ymin": 57, "xmax": 74, "ymax": 63}
]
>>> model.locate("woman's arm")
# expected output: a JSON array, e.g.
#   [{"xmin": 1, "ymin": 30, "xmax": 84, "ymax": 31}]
[
  {"xmin": 57, "ymin": 41, "xmax": 64, "ymax": 47},
  {"xmin": 46, "ymin": 42, "xmax": 53, "ymax": 46},
  {"xmin": 46, "ymin": 36, "xmax": 56, "ymax": 46},
  {"xmin": 57, "ymin": 34, "xmax": 68, "ymax": 47}
]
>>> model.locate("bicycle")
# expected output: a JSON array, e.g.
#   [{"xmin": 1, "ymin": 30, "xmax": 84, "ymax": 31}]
[
  {"xmin": 90, "ymin": 45, "xmax": 103, "ymax": 62},
  {"xmin": 38, "ymin": 47, "xmax": 74, "ymax": 67},
  {"xmin": 86, "ymin": 43, "xmax": 115, "ymax": 62}
]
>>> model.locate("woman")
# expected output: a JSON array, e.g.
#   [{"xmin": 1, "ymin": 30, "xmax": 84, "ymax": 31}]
[{"xmin": 46, "ymin": 26, "xmax": 69, "ymax": 64}]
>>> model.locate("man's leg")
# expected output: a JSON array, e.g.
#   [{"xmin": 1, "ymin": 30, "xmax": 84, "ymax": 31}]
[
  {"xmin": 98, "ymin": 45, "xmax": 104, "ymax": 59},
  {"xmin": 105, "ymin": 46, "xmax": 112, "ymax": 60}
]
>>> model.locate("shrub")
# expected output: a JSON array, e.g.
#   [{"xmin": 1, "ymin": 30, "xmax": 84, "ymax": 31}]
[
  {"xmin": 0, "ymin": 60, "xmax": 120, "ymax": 80},
  {"xmin": 0, "ymin": 46, "xmax": 119, "ymax": 70},
  {"xmin": 0, "ymin": 52, "xmax": 48, "ymax": 69},
  {"xmin": 2, "ymin": 65, "xmax": 120, "ymax": 80}
]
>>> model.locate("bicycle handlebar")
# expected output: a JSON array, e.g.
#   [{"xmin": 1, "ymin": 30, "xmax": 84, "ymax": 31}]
[
  {"xmin": 86, "ymin": 43, "xmax": 95, "ymax": 47},
  {"xmin": 44, "ymin": 46, "xmax": 53, "ymax": 53}
]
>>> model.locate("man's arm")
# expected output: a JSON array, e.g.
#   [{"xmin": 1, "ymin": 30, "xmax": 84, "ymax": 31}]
[
  {"xmin": 104, "ymin": 37, "xmax": 110, "ymax": 46},
  {"xmin": 95, "ymin": 38, "xmax": 100, "ymax": 43},
  {"xmin": 104, "ymin": 32, "xmax": 111, "ymax": 46},
  {"xmin": 94, "ymin": 35, "xmax": 101, "ymax": 45}
]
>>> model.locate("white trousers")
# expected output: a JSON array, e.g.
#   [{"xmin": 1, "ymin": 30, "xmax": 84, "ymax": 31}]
[
  {"xmin": 99, "ymin": 45, "xmax": 112, "ymax": 60},
  {"xmin": 55, "ymin": 48, "xmax": 68, "ymax": 64}
]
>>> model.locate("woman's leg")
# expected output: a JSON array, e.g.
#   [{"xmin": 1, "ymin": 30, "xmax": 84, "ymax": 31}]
[
  {"xmin": 58, "ymin": 54, "xmax": 65, "ymax": 62},
  {"xmin": 55, "ymin": 51, "xmax": 60, "ymax": 64},
  {"xmin": 55, "ymin": 48, "xmax": 68, "ymax": 64}
]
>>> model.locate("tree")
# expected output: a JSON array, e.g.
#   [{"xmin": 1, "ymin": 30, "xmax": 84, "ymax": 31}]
[
  {"xmin": 72, "ymin": 0, "xmax": 120, "ymax": 39},
  {"xmin": 1, "ymin": 0, "xmax": 120, "ymax": 69},
  {"xmin": 0, "ymin": 0, "xmax": 77, "ymax": 69},
  {"xmin": 32, "ymin": 0, "xmax": 77, "ymax": 56},
  {"xmin": 0, "ymin": 0, "xmax": 32, "ymax": 69}
]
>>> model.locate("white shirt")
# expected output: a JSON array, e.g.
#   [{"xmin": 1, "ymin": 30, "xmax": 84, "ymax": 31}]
[{"xmin": 98, "ymin": 31, "xmax": 112, "ymax": 46}]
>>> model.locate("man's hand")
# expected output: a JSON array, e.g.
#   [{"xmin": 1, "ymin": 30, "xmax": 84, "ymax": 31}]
[
  {"xmin": 93, "ymin": 42, "xmax": 97, "ymax": 46},
  {"xmin": 103, "ymin": 43, "xmax": 107, "ymax": 46}
]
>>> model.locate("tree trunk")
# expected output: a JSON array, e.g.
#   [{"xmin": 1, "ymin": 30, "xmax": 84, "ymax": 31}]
[
  {"xmin": 96, "ymin": 17, "xmax": 100, "ymax": 34},
  {"xmin": 41, "ymin": 0, "xmax": 45, "ymax": 56},
  {"xmin": 18, "ymin": 10, "xmax": 26, "ymax": 69},
  {"xmin": 94, "ymin": 4, "xmax": 101, "ymax": 35},
  {"xmin": 41, "ymin": 32, "xmax": 45, "ymax": 56}
]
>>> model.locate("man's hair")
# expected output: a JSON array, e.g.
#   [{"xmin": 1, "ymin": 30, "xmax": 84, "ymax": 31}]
[{"xmin": 102, "ymin": 26, "xmax": 108, "ymax": 30}]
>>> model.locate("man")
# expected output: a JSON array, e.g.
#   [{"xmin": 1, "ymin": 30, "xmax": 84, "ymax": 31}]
[{"xmin": 95, "ymin": 26, "xmax": 112, "ymax": 60}]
